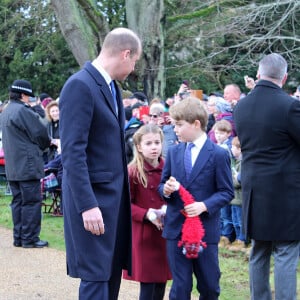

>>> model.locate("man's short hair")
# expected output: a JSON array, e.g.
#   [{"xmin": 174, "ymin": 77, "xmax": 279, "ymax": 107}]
[
  {"xmin": 258, "ymin": 53, "xmax": 287, "ymax": 81},
  {"xmin": 102, "ymin": 27, "xmax": 142, "ymax": 57}
]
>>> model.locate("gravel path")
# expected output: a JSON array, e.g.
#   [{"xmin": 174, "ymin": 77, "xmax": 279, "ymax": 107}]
[{"xmin": 0, "ymin": 226, "xmax": 180, "ymax": 299}]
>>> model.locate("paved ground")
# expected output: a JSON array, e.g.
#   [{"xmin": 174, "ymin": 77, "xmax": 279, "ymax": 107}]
[{"xmin": 0, "ymin": 226, "xmax": 179, "ymax": 299}]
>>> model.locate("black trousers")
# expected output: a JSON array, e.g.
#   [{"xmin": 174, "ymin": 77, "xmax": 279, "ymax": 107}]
[
  {"xmin": 140, "ymin": 282, "xmax": 167, "ymax": 300},
  {"xmin": 9, "ymin": 180, "xmax": 42, "ymax": 244}
]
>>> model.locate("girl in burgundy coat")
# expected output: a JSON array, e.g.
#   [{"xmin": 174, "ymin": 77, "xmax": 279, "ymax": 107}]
[{"xmin": 123, "ymin": 124, "xmax": 172, "ymax": 300}]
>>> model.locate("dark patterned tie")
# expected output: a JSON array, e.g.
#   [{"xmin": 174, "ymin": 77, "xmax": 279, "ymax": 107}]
[
  {"xmin": 110, "ymin": 81, "xmax": 118, "ymax": 116},
  {"xmin": 184, "ymin": 142, "xmax": 195, "ymax": 180}
]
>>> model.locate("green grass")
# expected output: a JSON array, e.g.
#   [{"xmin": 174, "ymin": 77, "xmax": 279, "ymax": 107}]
[
  {"xmin": 0, "ymin": 192, "xmax": 65, "ymax": 251},
  {"xmin": 0, "ymin": 192, "xmax": 299, "ymax": 299},
  {"xmin": 218, "ymin": 249, "xmax": 250, "ymax": 299}
]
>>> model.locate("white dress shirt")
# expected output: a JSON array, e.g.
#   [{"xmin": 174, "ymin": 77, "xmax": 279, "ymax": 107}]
[
  {"xmin": 92, "ymin": 59, "xmax": 112, "ymax": 90},
  {"xmin": 189, "ymin": 133, "xmax": 207, "ymax": 167}
]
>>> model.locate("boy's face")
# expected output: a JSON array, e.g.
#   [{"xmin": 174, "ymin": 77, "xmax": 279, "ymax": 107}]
[
  {"xmin": 173, "ymin": 120, "xmax": 200, "ymax": 142},
  {"xmin": 215, "ymin": 129, "xmax": 231, "ymax": 144},
  {"xmin": 231, "ymin": 144, "xmax": 241, "ymax": 158}
]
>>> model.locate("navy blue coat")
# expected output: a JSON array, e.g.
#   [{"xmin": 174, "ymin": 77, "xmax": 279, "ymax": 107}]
[
  {"xmin": 159, "ymin": 138, "xmax": 234, "ymax": 244},
  {"xmin": 59, "ymin": 62, "xmax": 131, "ymax": 281},
  {"xmin": 234, "ymin": 80, "xmax": 300, "ymax": 241}
]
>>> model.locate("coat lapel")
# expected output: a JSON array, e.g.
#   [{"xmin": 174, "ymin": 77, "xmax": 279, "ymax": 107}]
[
  {"xmin": 84, "ymin": 62, "xmax": 119, "ymax": 120},
  {"xmin": 174, "ymin": 143, "xmax": 187, "ymax": 184},
  {"xmin": 187, "ymin": 139, "xmax": 212, "ymax": 186}
]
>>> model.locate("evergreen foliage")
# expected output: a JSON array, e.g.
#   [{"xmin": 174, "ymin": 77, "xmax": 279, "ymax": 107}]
[
  {"xmin": 0, "ymin": 1, "xmax": 299, "ymax": 100},
  {"xmin": 164, "ymin": 0, "xmax": 300, "ymax": 96},
  {"xmin": 0, "ymin": 0, "xmax": 78, "ymax": 101}
]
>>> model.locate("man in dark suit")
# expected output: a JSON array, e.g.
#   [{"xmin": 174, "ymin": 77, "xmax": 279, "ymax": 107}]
[
  {"xmin": 159, "ymin": 97, "xmax": 234, "ymax": 300},
  {"xmin": 59, "ymin": 28, "xmax": 142, "ymax": 300},
  {"xmin": 234, "ymin": 53, "xmax": 300, "ymax": 300}
]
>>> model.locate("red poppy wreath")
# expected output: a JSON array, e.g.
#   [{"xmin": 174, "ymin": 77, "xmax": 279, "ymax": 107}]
[{"xmin": 178, "ymin": 185, "xmax": 207, "ymax": 258}]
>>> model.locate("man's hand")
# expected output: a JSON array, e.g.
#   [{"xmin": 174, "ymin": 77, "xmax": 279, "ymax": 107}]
[
  {"xmin": 82, "ymin": 207, "xmax": 105, "ymax": 235},
  {"xmin": 184, "ymin": 202, "xmax": 207, "ymax": 217},
  {"xmin": 244, "ymin": 75, "xmax": 256, "ymax": 90}
]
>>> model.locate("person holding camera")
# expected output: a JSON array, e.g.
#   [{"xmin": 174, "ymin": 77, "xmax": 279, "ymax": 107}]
[{"xmin": 148, "ymin": 102, "xmax": 177, "ymax": 157}]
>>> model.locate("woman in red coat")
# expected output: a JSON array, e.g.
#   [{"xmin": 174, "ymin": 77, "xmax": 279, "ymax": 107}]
[{"xmin": 123, "ymin": 124, "xmax": 172, "ymax": 300}]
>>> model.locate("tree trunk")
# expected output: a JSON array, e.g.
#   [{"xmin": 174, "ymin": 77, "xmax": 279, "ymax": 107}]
[
  {"xmin": 50, "ymin": 0, "xmax": 166, "ymax": 99},
  {"xmin": 50, "ymin": 0, "xmax": 98, "ymax": 66},
  {"xmin": 126, "ymin": 0, "xmax": 165, "ymax": 100}
]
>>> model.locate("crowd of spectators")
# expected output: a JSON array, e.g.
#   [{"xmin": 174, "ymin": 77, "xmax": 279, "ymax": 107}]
[{"xmin": 1, "ymin": 50, "xmax": 300, "ymax": 299}]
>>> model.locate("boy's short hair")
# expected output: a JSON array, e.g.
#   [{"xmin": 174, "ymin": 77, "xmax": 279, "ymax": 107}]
[
  {"xmin": 231, "ymin": 136, "xmax": 241, "ymax": 148},
  {"xmin": 169, "ymin": 96, "xmax": 208, "ymax": 131},
  {"xmin": 214, "ymin": 119, "xmax": 232, "ymax": 133}
]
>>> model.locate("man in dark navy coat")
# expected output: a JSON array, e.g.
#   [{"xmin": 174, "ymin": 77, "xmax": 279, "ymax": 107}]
[
  {"xmin": 234, "ymin": 53, "xmax": 300, "ymax": 300},
  {"xmin": 59, "ymin": 28, "xmax": 142, "ymax": 300}
]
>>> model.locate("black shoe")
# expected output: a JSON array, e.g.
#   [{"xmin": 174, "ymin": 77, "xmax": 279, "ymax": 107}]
[
  {"xmin": 13, "ymin": 241, "xmax": 22, "ymax": 247},
  {"xmin": 22, "ymin": 240, "xmax": 49, "ymax": 248}
]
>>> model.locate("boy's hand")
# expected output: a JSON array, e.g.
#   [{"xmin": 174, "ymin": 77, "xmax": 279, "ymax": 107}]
[
  {"xmin": 184, "ymin": 202, "xmax": 207, "ymax": 217},
  {"xmin": 163, "ymin": 176, "xmax": 180, "ymax": 196}
]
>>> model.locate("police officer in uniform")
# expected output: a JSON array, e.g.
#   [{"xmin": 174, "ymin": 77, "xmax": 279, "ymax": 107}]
[{"xmin": 1, "ymin": 79, "xmax": 50, "ymax": 248}]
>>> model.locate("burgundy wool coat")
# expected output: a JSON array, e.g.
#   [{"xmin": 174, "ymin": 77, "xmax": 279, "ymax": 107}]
[{"xmin": 123, "ymin": 159, "xmax": 172, "ymax": 283}]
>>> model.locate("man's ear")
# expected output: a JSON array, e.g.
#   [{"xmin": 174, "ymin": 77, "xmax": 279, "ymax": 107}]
[
  {"xmin": 256, "ymin": 71, "xmax": 261, "ymax": 80},
  {"xmin": 282, "ymin": 73, "xmax": 288, "ymax": 86},
  {"xmin": 122, "ymin": 49, "xmax": 131, "ymax": 60}
]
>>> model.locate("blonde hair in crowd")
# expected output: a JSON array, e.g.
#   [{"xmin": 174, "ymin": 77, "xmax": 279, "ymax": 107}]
[
  {"xmin": 45, "ymin": 100, "xmax": 59, "ymax": 121},
  {"xmin": 129, "ymin": 124, "xmax": 164, "ymax": 188},
  {"xmin": 169, "ymin": 96, "xmax": 208, "ymax": 131}
]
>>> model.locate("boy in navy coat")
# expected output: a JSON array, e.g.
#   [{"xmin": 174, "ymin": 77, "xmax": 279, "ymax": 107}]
[{"xmin": 159, "ymin": 97, "xmax": 234, "ymax": 300}]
